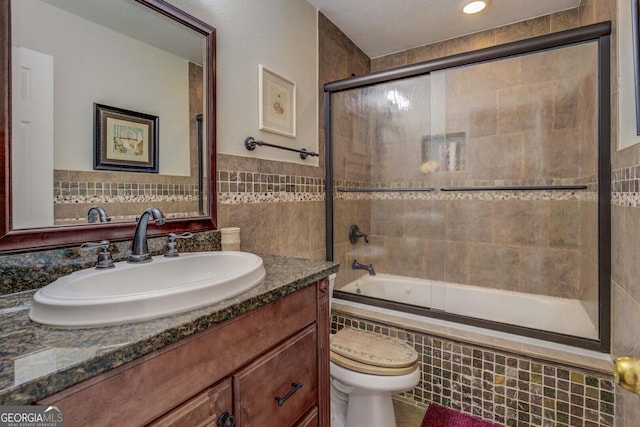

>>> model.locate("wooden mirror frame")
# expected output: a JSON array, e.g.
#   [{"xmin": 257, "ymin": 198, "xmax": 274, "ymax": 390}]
[{"xmin": 0, "ymin": 0, "xmax": 217, "ymax": 253}]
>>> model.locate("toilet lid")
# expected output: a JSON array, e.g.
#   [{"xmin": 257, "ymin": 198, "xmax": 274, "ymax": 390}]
[
  {"xmin": 330, "ymin": 351, "xmax": 419, "ymax": 376},
  {"xmin": 330, "ymin": 327, "xmax": 418, "ymax": 370}
]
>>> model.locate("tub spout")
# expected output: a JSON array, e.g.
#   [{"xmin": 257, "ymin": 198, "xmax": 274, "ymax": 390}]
[{"xmin": 352, "ymin": 259, "xmax": 376, "ymax": 276}]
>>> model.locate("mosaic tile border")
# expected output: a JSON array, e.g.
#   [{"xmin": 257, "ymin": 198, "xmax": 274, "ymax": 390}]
[
  {"xmin": 332, "ymin": 313, "xmax": 615, "ymax": 427},
  {"xmin": 54, "ymin": 181, "xmax": 199, "ymax": 204},
  {"xmin": 217, "ymin": 170, "xmax": 325, "ymax": 204},
  {"xmin": 612, "ymin": 166, "xmax": 640, "ymax": 206},
  {"xmin": 612, "ymin": 166, "xmax": 640, "ymax": 191},
  {"xmin": 335, "ymin": 177, "xmax": 598, "ymax": 191},
  {"xmin": 334, "ymin": 178, "xmax": 598, "ymax": 202},
  {"xmin": 334, "ymin": 190, "xmax": 597, "ymax": 202}
]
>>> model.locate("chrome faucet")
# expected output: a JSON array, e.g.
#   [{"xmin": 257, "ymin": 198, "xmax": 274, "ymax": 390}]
[
  {"xmin": 87, "ymin": 206, "xmax": 111, "ymax": 223},
  {"xmin": 128, "ymin": 208, "xmax": 165, "ymax": 263},
  {"xmin": 352, "ymin": 259, "xmax": 376, "ymax": 276}
]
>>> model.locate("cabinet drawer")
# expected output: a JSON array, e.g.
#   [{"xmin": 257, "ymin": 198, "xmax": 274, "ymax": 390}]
[
  {"xmin": 147, "ymin": 378, "xmax": 232, "ymax": 427},
  {"xmin": 234, "ymin": 325, "xmax": 318, "ymax": 426},
  {"xmin": 295, "ymin": 407, "xmax": 318, "ymax": 427}
]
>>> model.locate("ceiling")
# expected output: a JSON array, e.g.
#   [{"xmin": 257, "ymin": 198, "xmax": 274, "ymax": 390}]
[
  {"xmin": 307, "ymin": 0, "xmax": 582, "ymax": 58},
  {"xmin": 42, "ymin": 0, "xmax": 204, "ymax": 63}
]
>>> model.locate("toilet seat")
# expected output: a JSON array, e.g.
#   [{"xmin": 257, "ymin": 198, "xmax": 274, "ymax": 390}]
[{"xmin": 330, "ymin": 327, "xmax": 419, "ymax": 376}]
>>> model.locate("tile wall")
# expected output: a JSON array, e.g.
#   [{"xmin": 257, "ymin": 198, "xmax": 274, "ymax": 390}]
[
  {"xmin": 329, "ymin": 14, "xmax": 601, "ymax": 330},
  {"xmin": 323, "ymin": 1, "xmax": 631, "ymax": 425},
  {"xmin": 332, "ymin": 312, "xmax": 615, "ymax": 427},
  {"xmin": 53, "ymin": 169, "xmax": 200, "ymax": 224}
]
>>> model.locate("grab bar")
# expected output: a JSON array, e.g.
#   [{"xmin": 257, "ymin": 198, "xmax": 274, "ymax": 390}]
[
  {"xmin": 244, "ymin": 136, "xmax": 319, "ymax": 160},
  {"xmin": 440, "ymin": 185, "xmax": 588, "ymax": 192},
  {"xmin": 337, "ymin": 187, "xmax": 436, "ymax": 193}
]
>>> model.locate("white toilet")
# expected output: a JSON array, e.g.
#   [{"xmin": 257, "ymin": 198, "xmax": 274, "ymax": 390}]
[{"xmin": 328, "ymin": 275, "xmax": 420, "ymax": 427}]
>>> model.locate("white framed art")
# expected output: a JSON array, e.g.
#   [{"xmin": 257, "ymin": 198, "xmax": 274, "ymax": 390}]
[{"xmin": 259, "ymin": 64, "xmax": 296, "ymax": 138}]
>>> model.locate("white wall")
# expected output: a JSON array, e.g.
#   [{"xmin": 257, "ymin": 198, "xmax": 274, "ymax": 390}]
[
  {"xmin": 617, "ymin": 0, "xmax": 640, "ymax": 150},
  {"xmin": 12, "ymin": 0, "xmax": 192, "ymax": 176},
  {"xmin": 166, "ymin": 0, "xmax": 319, "ymax": 167}
]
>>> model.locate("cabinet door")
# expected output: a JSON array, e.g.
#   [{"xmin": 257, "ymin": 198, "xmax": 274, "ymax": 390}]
[
  {"xmin": 147, "ymin": 378, "xmax": 232, "ymax": 427},
  {"xmin": 234, "ymin": 325, "xmax": 318, "ymax": 426}
]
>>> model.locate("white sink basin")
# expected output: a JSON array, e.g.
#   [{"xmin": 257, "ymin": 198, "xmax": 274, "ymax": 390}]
[{"xmin": 29, "ymin": 251, "xmax": 266, "ymax": 328}]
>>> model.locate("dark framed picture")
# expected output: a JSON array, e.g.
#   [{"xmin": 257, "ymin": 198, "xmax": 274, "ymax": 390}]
[{"xmin": 94, "ymin": 103, "xmax": 159, "ymax": 173}]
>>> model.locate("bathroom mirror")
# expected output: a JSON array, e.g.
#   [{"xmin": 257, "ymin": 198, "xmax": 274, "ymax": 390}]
[{"xmin": 0, "ymin": 0, "xmax": 217, "ymax": 252}]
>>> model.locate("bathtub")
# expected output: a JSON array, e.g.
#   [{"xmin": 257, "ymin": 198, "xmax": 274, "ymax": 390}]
[{"xmin": 337, "ymin": 274, "xmax": 598, "ymax": 340}]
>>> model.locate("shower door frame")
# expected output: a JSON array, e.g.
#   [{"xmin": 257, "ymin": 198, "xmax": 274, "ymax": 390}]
[{"xmin": 324, "ymin": 22, "xmax": 612, "ymax": 352}]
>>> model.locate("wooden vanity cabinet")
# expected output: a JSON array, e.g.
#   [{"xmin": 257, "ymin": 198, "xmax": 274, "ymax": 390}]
[
  {"xmin": 147, "ymin": 378, "xmax": 233, "ymax": 427},
  {"xmin": 38, "ymin": 279, "xmax": 331, "ymax": 427}
]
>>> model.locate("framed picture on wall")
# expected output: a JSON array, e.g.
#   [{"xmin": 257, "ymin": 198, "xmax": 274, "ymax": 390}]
[
  {"xmin": 258, "ymin": 64, "xmax": 296, "ymax": 138},
  {"xmin": 94, "ymin": 103, "xmax": 159, "ymax": 173}
]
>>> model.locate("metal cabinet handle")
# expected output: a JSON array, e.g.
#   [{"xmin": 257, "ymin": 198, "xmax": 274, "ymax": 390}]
[
  {"xmin": 217, "ymin": 411, "xmax": 235, "ymax": 427},
  {"xmin": 275, "ymin": 382, "xmax": 303, "ymax": 406}
]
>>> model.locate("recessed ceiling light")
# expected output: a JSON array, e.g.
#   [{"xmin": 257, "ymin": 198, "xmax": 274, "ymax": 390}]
[{"xmin": 459, "ymin": 0, "xmax": 490, "ymax": 15}]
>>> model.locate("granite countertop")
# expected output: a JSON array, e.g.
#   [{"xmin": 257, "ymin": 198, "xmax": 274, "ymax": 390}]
[{"xmin": 0, "ymin": 254, "xmax": 338, "ymax": 405}]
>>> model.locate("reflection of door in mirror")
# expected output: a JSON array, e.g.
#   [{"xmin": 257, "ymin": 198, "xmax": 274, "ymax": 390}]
[
  {"xmin": 12, "ymin": 46, "xmax": 54, "ymax": 228},
  {"xmin": 10, "ymin": 0, "xmax": 206, "ymax": 229}
]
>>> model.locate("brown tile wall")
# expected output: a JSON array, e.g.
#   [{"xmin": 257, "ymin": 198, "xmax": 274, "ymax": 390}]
[
  {"xmin": 327, "ymin": 3, "xmax": 634, "ymax": 425},
  {"xmin": 53, "ymin": 169, "xmax": 199, "ymax": 224},
  {"xmin": 370, "ymin": 10, "xmax": 582, "ymax": 72},
  {"xmin": 332, "ymin": 312, "xmax": 615, "ymax": 427},
  {"xmin": 333, "ymin": 32, "xmax": 599, "ymax": 309},
  {"xmin": 600, "ymin": 0, "xmax": 640, "ymax": 417}
]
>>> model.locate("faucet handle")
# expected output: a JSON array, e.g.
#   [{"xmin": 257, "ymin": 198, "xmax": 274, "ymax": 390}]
[
  {"xmin": 164, "ymin": 232, "xmax": 194, "ymax": 257},
  {"xmin": 349, "ymin": 224, "xmax": 369, "ymax": 244},
  {"xmin": 81, "ymin": 240, "xmax": 115, "ymax": 269}
]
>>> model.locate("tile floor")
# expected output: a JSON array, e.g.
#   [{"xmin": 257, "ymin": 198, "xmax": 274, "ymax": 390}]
[{"xmin": 394, "ymin": 397, "xmax": 427, "ymax": 426}]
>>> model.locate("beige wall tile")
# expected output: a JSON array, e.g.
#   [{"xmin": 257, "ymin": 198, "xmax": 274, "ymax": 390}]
[
  {"xmin": 383, "ymin": 236, "xmax": 429, "ymax": 278},
  {"xmin": 444, "ymin": 240, "xmax": 471, "ymax": 285},
  {"xmin": 467, "ymin": 242, "xmax": 521, "ymax": 290},
  {"xmin": 403, "ymin": 200, "xmax": 446, "ymax": 241},
  {"xmin": 468, "ymin": 133, "xmax": 523, "ymax": 180},
  {"xmin": 494, "ymin": 16, "xmax": 550, "ymax": 45},
  {"xmin": 548, "ymin": 200, "xmax": 580, "ymax": 249},
  {"xmin": 371, "ymin": 199, "xmax": 404, "ymax": 237},
  {"xmin": 520, "ymin": 246, "xmax": 579, "ymax": 297},
  {"xmin": 493, "ymin": 200, "xmax": 548, "ymax": 246},
  {"xmin": 445, "ymin": 199, "xmax": 494, "ymax": 243}
]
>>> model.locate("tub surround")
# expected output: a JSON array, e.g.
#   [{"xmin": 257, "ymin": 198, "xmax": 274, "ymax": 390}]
[
  {"xmin": 332, "ymin": 303, "xmax": 615, "ymax": 426},
  {"xmin": 0, "ymin": 254, "xmax": 338, "ymax": 405}
]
